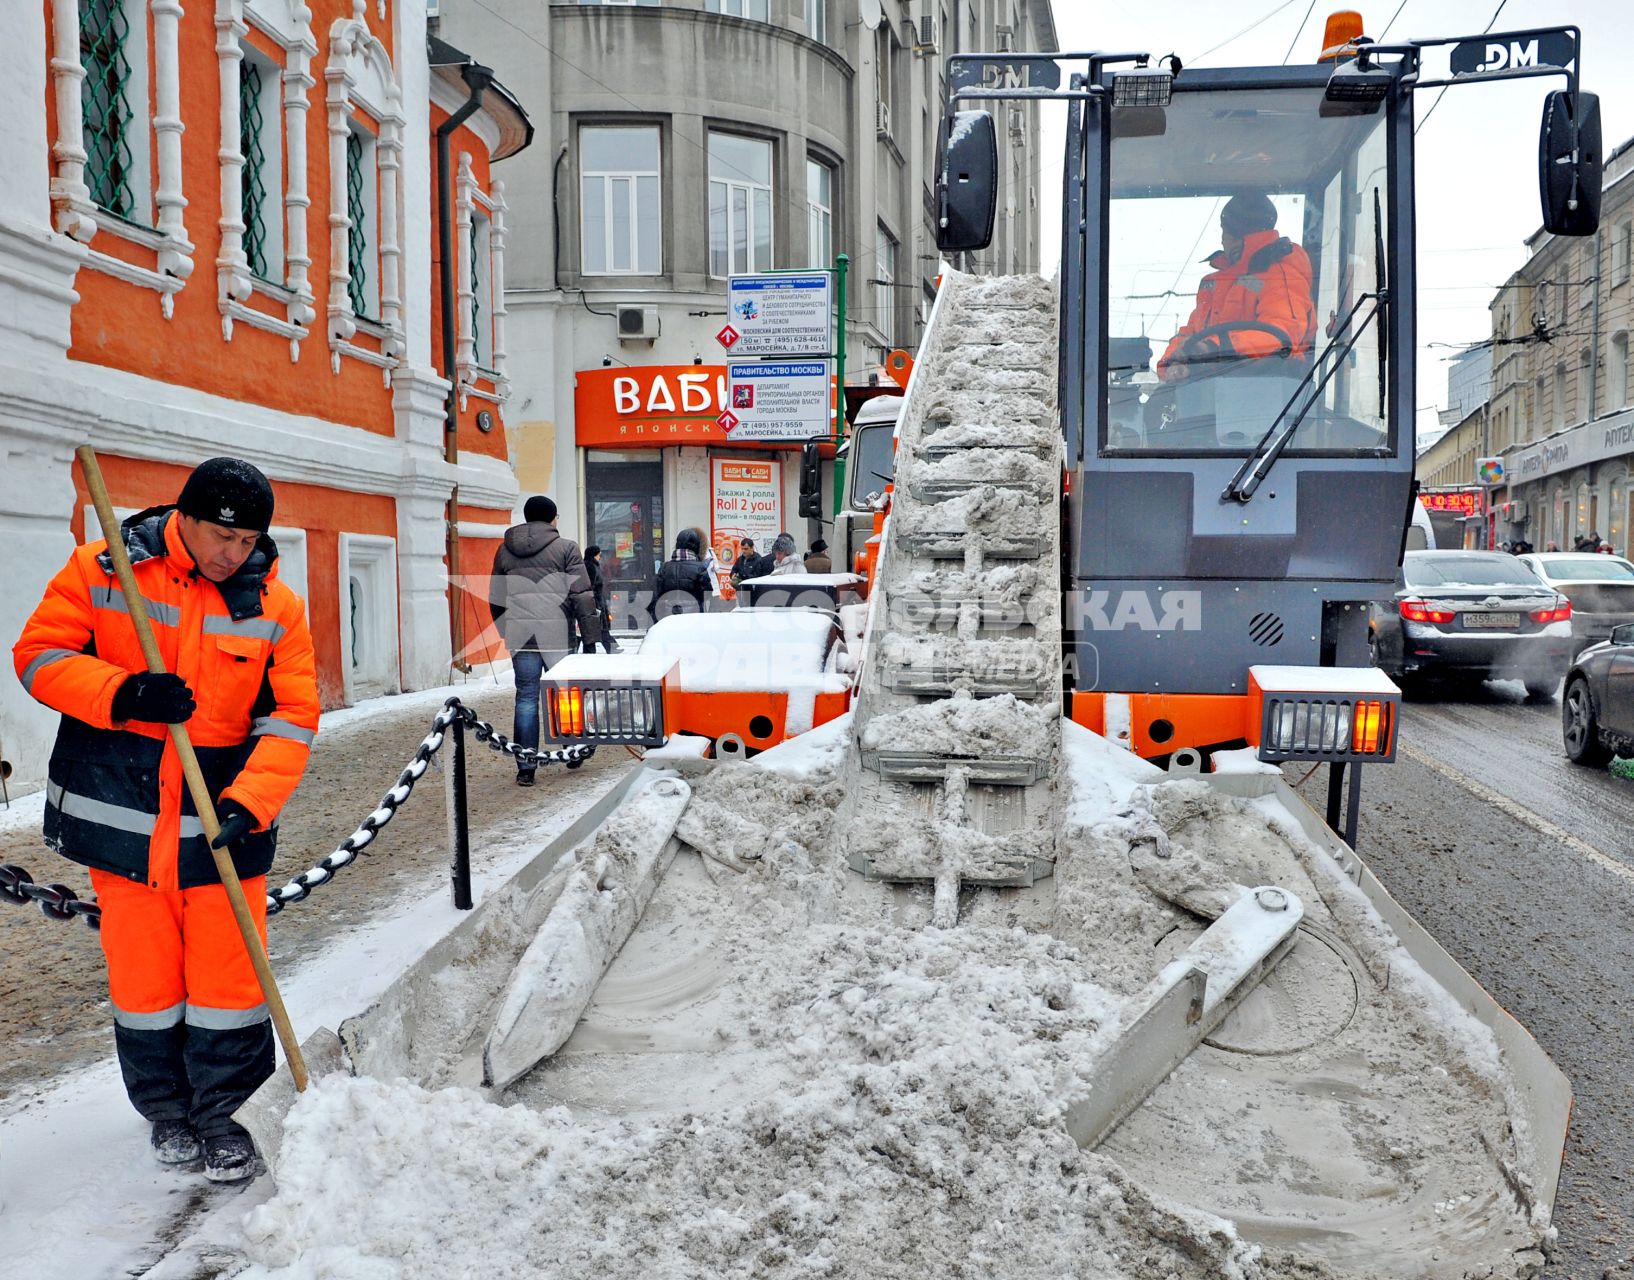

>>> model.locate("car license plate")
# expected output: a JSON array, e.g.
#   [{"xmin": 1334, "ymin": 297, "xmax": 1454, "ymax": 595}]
[{"xmin": 1464, "ymin": 612, "xmax": 1520, "ymax": 629}]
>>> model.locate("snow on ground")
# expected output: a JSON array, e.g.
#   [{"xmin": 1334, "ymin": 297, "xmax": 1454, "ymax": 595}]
[{"xmin": 0, "ymin": 675, "xmax": 625, "ymax": 1280}]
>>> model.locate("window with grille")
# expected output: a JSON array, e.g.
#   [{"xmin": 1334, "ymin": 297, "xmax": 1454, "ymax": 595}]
[
  {"xmin": 470, "ymin": 209, "xmax": 490, "ymax": 367},
  {"xmin": 345, "ymin": 125, "xmax": 377, "ymax": 319},
  {"xmin": 240, "ymin": 57, "xmax": 271, "ymax": 280},
  {"xmin": 580, "ymin": 126, "xmax": 661, "ymax": 275},
  {"xmin": 806, "ymin": 158, "xmax": 833, "ymax": 269},
  {"xmin": 708, "ymin": 133, "xmax": 773, "ymax": 278},
  {"xmin": 79, "ymin": 0, "xmax": 137, "ymax": 219}
]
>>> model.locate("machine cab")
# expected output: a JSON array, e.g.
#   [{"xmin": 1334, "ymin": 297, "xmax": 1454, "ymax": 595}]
[{"xmin": 1068, "ymin": 67, "xmax": 1415, "ymax": 694}]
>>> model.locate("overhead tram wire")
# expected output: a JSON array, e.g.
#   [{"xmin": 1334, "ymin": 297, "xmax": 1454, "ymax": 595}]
[
  {"xmin": 1187, "ymin": 0, "xmax": 1303, "ymax": 64},
  {"xmin": 1279, "ymin": 0, "xmax": 1321, "ymax": 66},
  {"xmin": 1416, "ymin": 0, "xmax": 1509, "ymax": 134}
]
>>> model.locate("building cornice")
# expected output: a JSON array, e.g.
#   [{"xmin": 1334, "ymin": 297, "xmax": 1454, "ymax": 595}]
[{"xmin": 549, "ymin": 4, "xmax": 855, "ymax": 83}]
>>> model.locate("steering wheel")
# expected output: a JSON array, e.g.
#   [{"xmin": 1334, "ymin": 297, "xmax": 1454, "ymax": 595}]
[{"xmin": 1178, "ymin": 320, "xmax": 1296, "ymax": 365}]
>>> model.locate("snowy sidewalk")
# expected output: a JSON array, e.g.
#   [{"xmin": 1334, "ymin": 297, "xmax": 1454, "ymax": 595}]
[{"xmin": 0, "ymin": 674, "xmax": 634, "ymax": 1280}]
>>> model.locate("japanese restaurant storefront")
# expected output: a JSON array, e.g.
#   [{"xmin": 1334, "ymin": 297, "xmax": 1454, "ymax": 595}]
[{"xmin": 573, "ymin": 364, "xmax": 823, "ymax": 632}]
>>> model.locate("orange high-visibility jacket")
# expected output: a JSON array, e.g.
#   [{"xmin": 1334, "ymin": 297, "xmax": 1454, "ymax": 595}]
[
  {"xmin": 13, "ymin": 508, "xmax": 319, "ymax": 891},
  {"xmin": 1158, "ymin": 229, "xmax": 1317, "ymax": 376}
]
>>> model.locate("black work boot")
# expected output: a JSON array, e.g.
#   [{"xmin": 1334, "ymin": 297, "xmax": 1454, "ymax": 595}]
[
  {"xmin": 516, "ymin": 769, "xmax": 536, "ymax": 787},
  {"xmin": 202, "ymin": 1131, "xmax": 261, "ymax": 1183},
  {"xmin": 151, "ymin": 1118, "xmax": 201, "ymax": 1165}
]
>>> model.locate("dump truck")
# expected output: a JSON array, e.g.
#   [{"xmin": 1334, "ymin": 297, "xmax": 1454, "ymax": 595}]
[{"xmin": 237, "ymin": 16, "xmax": 1605, "ymax": 1278}]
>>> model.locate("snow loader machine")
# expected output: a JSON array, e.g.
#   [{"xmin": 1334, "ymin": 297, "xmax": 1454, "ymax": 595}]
[{"xmin": 242, "ymin": 15, "xmax": 1605, "ymax": 1277}]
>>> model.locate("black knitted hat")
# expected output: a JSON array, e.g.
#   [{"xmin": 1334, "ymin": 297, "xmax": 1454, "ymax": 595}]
[
  {"xmin": 524, "ymin": 495, "xmax": 558, "ymax": 523},
  {"xmin": 177, "ymin": 457, "xmax": 274, "ymax": 532}
]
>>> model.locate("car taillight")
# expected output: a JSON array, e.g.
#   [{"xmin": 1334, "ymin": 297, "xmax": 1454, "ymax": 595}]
[
  {"xmin": 1529, "ymin": 598, "xmax": 1572, "ymax": 624},
  {"xmin": 1399, "ymin": 598, "xmax": 1455, "ymax": 624}
]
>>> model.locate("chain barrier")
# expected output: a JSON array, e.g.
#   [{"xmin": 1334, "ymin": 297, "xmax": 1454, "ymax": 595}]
[{"xmin": 1, "ymin": 696, "xmax": 596, "ymax": 930}]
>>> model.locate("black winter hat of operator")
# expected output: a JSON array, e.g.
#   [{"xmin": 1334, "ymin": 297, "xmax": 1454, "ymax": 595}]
[{"xmin": 177, "ymin": 457, "xmax": 274, "ymax": 532}]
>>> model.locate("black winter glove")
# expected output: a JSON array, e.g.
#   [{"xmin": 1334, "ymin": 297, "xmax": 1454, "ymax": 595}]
[
  {"xmin": 111, "ymin": 672, "xmax": 196, "ymax": 724},
  {"xmin": 210, "ymin": 801, "xmax": 257, "ymax": 850}
]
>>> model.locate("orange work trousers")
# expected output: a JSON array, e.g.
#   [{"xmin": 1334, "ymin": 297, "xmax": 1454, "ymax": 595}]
[{"xmin": 90, "ymin": 868, "xmax": 268, "ymax": 1026}]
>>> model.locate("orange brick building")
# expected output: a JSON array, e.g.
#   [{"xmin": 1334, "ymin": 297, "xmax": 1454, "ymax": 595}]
[{"xmin": 0, "ymin": 0, "xmax": 530, "ymax": 794}]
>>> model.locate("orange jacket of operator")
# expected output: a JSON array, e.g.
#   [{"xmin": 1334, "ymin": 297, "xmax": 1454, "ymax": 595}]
[
  {"xmin": 1157, "ymin": 228, "xmax": 1317, "ymax": 376},
  {"xmin": 13, "ymin": 507, "xmax": 319, "ymax": 892}
]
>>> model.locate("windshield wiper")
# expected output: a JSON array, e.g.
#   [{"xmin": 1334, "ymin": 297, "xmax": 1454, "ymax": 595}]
[{"xmin": 1223, "ymin": 194, "xmax": 1391, "ymax": 504}]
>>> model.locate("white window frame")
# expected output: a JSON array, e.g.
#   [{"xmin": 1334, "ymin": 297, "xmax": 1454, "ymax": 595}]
[
  {"xmin": 215, "ymin": 0, "xmax": 318, "ymax": 356},
  {"xmin": 345, "ymin": 119, "xmax": 381, "ymax": 320},
  {"xmin": 876, "ymin": 220, "xmax": 898, "ymax": 344},
  {"xmin": 337, "ymin": 533, "xmax": 401, "ymax": 704},
  {"xmin": 49, "ymin": 0, "xmax": 192, "ymax": 315},
  {"xmin": 579, "ymin": 125, "xmax": 662, "ymax": 276},
  {"xmin": 455, "ymin": 150, "xmax": 511, "ymax": 410},
  {"xmin": 325, "ymin": 9, "xmax": 406, "ymax": 381},
  {"xmin": 806, "ymin": 157, "xmax": 833, "ymax": 269},
  {"xmin": 805, "ymin": 0, "xmax": 826, "ymax": 42},
  {"xmin": 1611, "ymin": 331, "xmax": 1629, "ymax": 411},
  {"xmin": 709, "ymin": 0, "xmax": 770, "ymax": 19},
  {"xmin": 708, "ymin": 133, "xmax": 774, "ymax": 279},
  {"xmin": 1614, "ymin": 221, "xmax": 1632, "ymax": 288}
]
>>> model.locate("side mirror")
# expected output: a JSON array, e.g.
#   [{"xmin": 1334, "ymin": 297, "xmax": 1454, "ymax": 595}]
[
  {"xmin": 1539, "ymin": 90, "xmax": 1602, "ymax": 237},
  {"xmin": 798, "ymin": 440, "xmax": 822, "ymax": 518},
  {"xmin": 1611, "ymin": 623, "xmax": 1634, "ymax": 646},
  {"xmin": 935, "ymin": 110, "xmax": 997, "ymax": 254}
]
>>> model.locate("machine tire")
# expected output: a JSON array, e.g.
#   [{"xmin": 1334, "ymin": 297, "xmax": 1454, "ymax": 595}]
[{"xmin": 1562, "ymin": 677, "xmax": 1613, "ymax": 767}]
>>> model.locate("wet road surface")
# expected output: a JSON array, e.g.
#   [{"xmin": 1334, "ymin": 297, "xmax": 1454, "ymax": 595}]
[{"xmin": 1349, "ymin": 678, "xmax": 1634, "ymax": 1276}]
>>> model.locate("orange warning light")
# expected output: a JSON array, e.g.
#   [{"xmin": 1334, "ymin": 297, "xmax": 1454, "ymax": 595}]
[{"xmin": 1318, "ymin": 10, "xmax": 1366, "ymax": 62}]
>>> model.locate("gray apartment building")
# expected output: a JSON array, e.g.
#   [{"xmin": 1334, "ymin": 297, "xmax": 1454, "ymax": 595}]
[
  {"xmin": 1485, "ymin": 136, "xmax": 1634, "ymax": 554},
  {"xmin": 433, "ymin": 0, "xmax": 1055, "ymax": 626}
]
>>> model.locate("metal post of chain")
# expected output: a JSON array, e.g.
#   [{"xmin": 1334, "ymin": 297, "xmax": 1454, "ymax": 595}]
[{"xmin": 450, "ymin": 713, "xmax": 472, "ymax": 911}]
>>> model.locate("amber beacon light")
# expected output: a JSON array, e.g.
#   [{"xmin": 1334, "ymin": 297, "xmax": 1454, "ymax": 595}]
[
  {"xmin": 542, "ymin": 655, "xmax": 679, "ymax": 748},
  {"xmin": 1249, "ymin": 665, "xmax": 1400, "ymax": 764}
]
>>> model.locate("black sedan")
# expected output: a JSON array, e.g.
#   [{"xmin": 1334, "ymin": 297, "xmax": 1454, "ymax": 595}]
[
  {"xmin": 1370, "ymin": 551, "xmax": 1574, "ymax": 698},
  {"xmin": 1561, "ymin": 625, "xmax": 1634, "ymax": 765}
]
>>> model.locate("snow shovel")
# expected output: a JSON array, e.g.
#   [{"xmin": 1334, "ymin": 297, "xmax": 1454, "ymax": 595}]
[{"xmin": 78, "ymin": 445, "xmax": 309, "ymax": 1094}]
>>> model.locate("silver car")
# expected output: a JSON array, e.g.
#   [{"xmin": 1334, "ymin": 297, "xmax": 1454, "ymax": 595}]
[{"xmin": 1517, "ymin": 551, "xmax": 1634, "ymax": 656}]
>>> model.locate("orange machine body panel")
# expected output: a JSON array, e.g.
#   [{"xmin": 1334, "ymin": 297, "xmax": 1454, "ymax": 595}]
[{"xmin": 1069, "ymin": 691, "xmax": 1259, "ymax": 759}]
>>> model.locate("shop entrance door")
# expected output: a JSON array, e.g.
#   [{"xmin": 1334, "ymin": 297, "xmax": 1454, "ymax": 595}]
[{"xmin": 586, "ymin": 455, "xmax": 664, "ymax": 635}]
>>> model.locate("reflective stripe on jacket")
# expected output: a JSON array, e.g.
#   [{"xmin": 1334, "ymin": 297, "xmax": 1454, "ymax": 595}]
[
  {"xmin": 1157, "ymin": 229, "xmax": 1317, "ymax": 374},
  {"xmin": 12, "ymin": 507, "xmax": 319, "ymax": 890}
]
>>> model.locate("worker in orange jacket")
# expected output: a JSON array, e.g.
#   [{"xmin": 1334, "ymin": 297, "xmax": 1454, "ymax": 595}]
[
  {"xmin": 1157, "ymin": 191, "xmax": 1317, "ymax": 381},
  {"xmin": 13, "ymin": 458, "xmax": 319, "ymax": 1183}
]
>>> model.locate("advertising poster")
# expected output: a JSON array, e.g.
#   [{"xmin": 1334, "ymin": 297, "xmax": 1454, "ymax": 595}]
[{"xmin": 711, "ymin": 458, "xmax": 783, "ymax": 597}]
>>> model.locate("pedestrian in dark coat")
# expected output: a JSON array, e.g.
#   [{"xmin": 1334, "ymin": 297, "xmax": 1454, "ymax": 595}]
[
  {"xmin": 490, "ymin": 496, "xmax": 600, "ymax": 785},
  {"xmin": 730, "ymin": 537, "xmax": 762, "ymax": 589},
  {"xmin": 650, "ymin": 528, "xmax": 713, "ymax": 619},
  {"xmin": 581, "ymin": 545, "xmax": 622, "ymax": 653},
  {"xmin": 803, "ymin": 539, "xmax": 833, "ymax": 574}
]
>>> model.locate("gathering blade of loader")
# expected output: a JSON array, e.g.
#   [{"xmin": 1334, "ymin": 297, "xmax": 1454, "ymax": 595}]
[
  {"xmin": 1064, "ymin": 886, "xmax": 1304, "ymax": 1150},
  {"xmin": 482, "ymin": 775, "xmax": 692, "ymax": 1090}
]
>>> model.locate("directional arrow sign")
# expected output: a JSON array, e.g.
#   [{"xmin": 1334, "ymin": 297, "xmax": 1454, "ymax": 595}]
[
  {"xmin": 716, "ymin": 409, "xmax": 740, "ymax": 432},
  {"xmin": 715, "ymin": 324, "xmax": 740, "ymax": 349}
]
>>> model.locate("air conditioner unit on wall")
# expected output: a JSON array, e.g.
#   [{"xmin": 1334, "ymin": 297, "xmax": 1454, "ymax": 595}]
[
  {"xmin": 617, "ymin": 306, "xmax": 659, "ymax": 343},
  {"xmin": 876, "ymin": 100, "xmax": 891, "ymax": 136},
  {"xmin": 914, "ymin": 14, "xmax": 937, "ymax": 53}
]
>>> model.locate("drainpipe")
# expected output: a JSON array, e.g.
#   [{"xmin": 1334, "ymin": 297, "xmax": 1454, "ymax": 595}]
[{"xmin": 436, "ymin": 61, "xmax": 493, "ymax": 669}]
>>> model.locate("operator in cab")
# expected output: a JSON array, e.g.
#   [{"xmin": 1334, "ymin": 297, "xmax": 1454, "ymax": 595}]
[{"xmin": 1156, "ymin": 191, "xmax": 1317, "ymax": 382}]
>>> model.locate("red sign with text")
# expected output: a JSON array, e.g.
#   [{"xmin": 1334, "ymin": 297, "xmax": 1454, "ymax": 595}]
[{"xmin": 1419, "ymin": 489, "xmax": 1485, "ymax": 516}]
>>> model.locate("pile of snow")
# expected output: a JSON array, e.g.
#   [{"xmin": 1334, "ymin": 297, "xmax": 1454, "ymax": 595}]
[{"xmin": 858, "ymin": 692, "xmax": 1056, "ymax": 757}]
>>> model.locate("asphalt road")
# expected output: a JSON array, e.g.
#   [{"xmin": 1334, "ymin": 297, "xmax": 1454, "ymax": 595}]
[{"xmin": 1347, "ymin": 678, "xmax": 1634, "ymax": 1278}]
